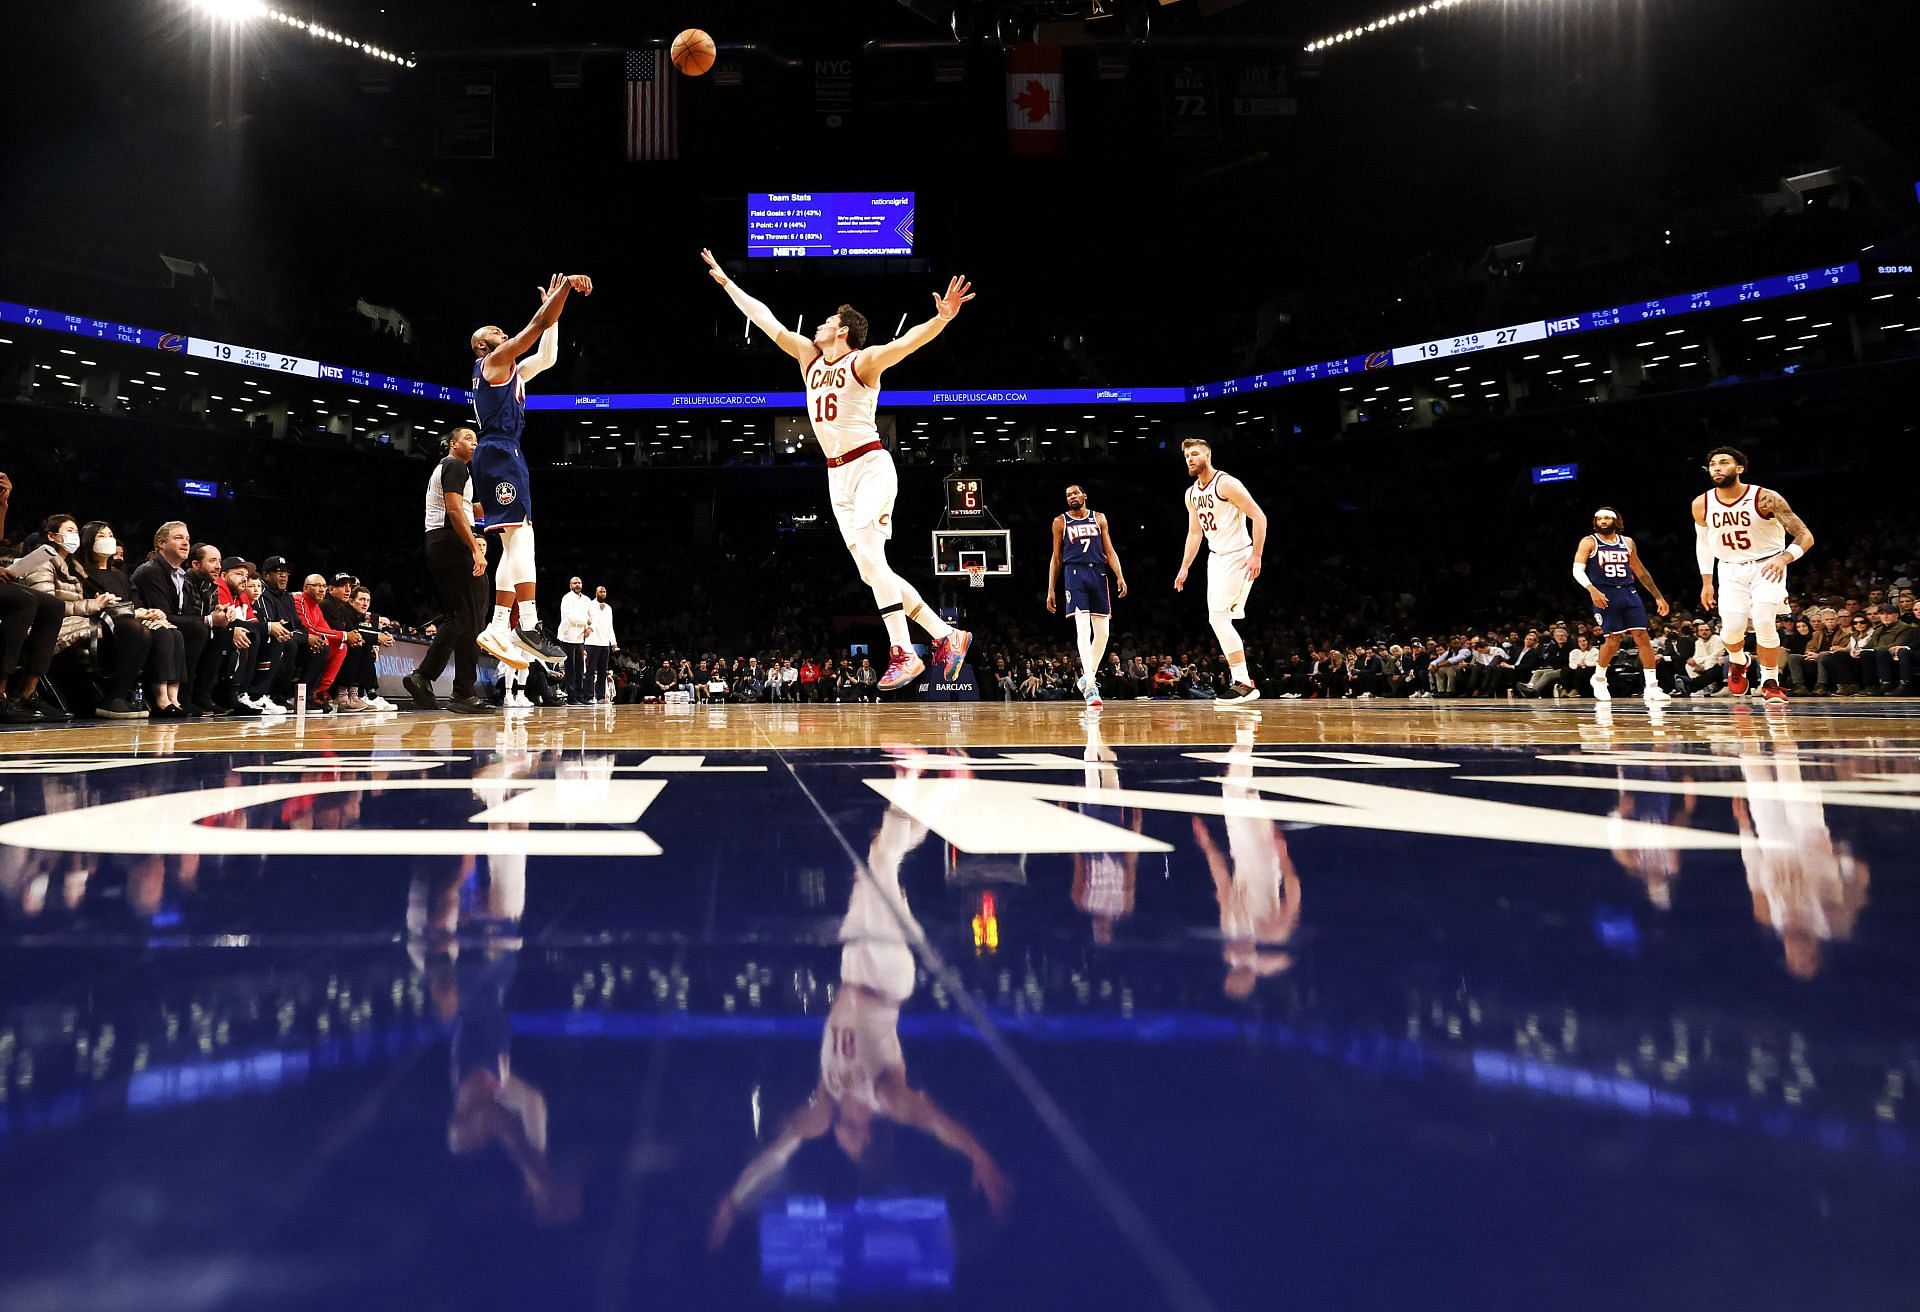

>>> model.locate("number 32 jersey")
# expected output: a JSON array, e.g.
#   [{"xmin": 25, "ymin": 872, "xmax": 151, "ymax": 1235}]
[
  {"xmin": 1187, "ymin": 471, "xmax": 1253, "ymax": 557},
  {"xmin": 1705, "ymin": 485, "xmax": 1787, "ymax": 564},
  {"xmin": 802, "ymin": 348, "xmax": 880, "ymax": 461}
]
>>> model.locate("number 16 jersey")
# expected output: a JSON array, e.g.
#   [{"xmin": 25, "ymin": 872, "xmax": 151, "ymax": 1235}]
[{"xmin": 802, "ymin": 348, "xmax": 880, "ymax": 461}]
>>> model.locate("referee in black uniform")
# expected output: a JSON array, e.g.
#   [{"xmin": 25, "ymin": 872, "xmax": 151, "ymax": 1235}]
[{"xmin": 405, "ymin": 427, "xmax": 492, "ymax": 713}]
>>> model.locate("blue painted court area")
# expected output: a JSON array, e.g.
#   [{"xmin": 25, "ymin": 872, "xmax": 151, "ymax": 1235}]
[{"xmin": 1, "ymin": 725, "xmax": 1917, "ymax": 1311}]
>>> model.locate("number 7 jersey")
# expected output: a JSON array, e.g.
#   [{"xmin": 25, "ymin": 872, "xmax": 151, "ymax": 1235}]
[
  {"xmin": 802, "ymin": 348, "xmax": 880, "ymax": 461},
  {"xmin": 1187, "ymin": 471, "xmax": 1254, "ymax": 556}
]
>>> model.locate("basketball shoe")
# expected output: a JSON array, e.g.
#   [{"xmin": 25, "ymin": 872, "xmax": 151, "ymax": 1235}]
[{"xmin": 877, "ymin": 646, "xmax": 927, "ymax": 692}]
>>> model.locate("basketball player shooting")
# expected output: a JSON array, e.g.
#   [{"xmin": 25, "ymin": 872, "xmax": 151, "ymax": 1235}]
[
  {"xmin": 1572, "ymin": 506, "xmax": 1671, "ymax": 703},
  {"xmin": 1046, "ymin": 483, "xmax": 1128, "ymax": 707},
  {"xmin": 1692, "ymin": 445, "xmax": 1814, "ymax": 704},
  {"xmin": 469, "ymin": 271, "xmax": 591, "ymax": 671},
  {"xmin": 701, "ymin": 249, "xmax": 973, "ymax": 691},
  {"xmin": 1173, "ymin": 438, "xmax": 1267, "ymax": 704}
]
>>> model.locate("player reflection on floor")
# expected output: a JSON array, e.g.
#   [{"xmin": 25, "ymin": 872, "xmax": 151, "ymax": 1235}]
[
  {"xmin": 708, "ymin": 779, "xmax": 1014, "ymax": 1251},
  {"xmin": 408, "ymin": 754, "xmax": 581, "ymax": 1224},
  {"xmin": 1732, "ymin": 743, "xmax": 1871, "ymax": 980},
  {"xmin": 1190, "ymin": 718, "xmax": 1301, "ymax": 999},
  {"xmin": 1071, "ymin": 712, "xmax": 1140, "ymax": 944}
]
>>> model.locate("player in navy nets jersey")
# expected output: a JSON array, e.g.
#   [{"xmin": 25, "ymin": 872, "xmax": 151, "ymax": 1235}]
[
  {"xmin": 1046, "ymin": 483, "xmax": 1129, "ymax": 707},
  {"xmin": 1572, "ymin": 506, "xmax": 1671, "ymax": 703},
  {"xmin": 468, "ymin": 272, "xmax": 591, "ymax": 671},
  {"xmin": 701, "ymin": 248, "xmax": 974, "ymax": 693}
]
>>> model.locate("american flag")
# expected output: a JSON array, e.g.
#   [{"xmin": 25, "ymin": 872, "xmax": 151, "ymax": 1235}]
[{"xmin": 625, "ymin": 49, "xmax": 678, "ymax": 161}]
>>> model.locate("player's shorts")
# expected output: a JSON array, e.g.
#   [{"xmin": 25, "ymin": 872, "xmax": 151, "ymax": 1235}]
[
  {"xmin": 1716, "ymin": 556, "xmax": 1790, "ymax": 620},
  {"xmin": 828, "ymin": 446, "xmax": 899, "ymax": 543},
  {"xmin": 1206, "ymin": 548, "xmax": 1255, "ymax": 619},
  {"xmin": 1063, "ymin": 563, "xmax": 1111, "ymax": 617},
  {"xmin": 472, "ymin": 438, "xmax": 532, "ymax": 530},
  {"xmin": 1595, "ymin": 589, "xmax": 1649, "ymax": 635}
]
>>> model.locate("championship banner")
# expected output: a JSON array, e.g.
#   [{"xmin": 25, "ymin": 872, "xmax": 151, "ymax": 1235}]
[{"xmin": 1007, "ymin": 43, "xmax": 1064, "ymax": 158}]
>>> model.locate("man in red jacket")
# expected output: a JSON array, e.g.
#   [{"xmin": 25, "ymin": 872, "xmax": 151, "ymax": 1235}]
[{"xmin": 293, "ymin": 572, "xmax": 350, "ymax": 712}]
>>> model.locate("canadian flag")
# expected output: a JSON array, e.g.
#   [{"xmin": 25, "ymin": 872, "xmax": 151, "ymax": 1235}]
[{"xmin": 1006, "ymin": 43, "xmax": 1064, "ymax": 157}]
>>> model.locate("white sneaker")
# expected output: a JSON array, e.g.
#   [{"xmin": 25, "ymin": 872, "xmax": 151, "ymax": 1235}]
[
  {"xmin": 368, "ymin": 696, "xmax": 398, "ymax": 712},
  {"xmin": 505, "ymin": 689, "xmax": 534, "ymax": 711},
  {"xmin": 1642, "ymin": 684, "xmax": 1672, "ymax": 703},
  {"xmin": 1590, "ymin": 671, "xmax": 1612, "ymax": 702},
  {"xmin": 254, "ymin": 695, "xmax": 288, "ymax": 717},
  {"xmin": 1358, "ymin": 692, "xmax": 1373, "ymax": 700},
  {"xmin": 477, "ymin": 624, "xmax": 531, "ymax": 671}
]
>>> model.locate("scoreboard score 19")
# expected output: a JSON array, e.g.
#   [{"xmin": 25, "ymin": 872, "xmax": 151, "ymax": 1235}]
[{"xmin": 945, "ymin": 475, "xmax": 987, "ymax": 517}]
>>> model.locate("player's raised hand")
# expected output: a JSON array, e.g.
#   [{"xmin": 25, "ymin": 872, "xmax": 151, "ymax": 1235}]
[
  {"xmin": 566, "ymin": 274, "xmax": 593, "ymax": 296},
  {"xmin": 933, "ymin": 275, "xmax": 974, "ymax": 320},
  {"xmin": 700, "ymin": 248, "xmax": 731, "ymax": 287}
]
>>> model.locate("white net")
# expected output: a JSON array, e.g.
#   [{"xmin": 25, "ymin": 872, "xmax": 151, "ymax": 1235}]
[{"xmin": 965, "ymin": 566, "xmax": 986, "ymax": 589}]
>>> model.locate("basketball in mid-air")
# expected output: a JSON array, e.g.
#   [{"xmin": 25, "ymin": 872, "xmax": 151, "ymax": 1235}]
[{"xmin": 670, "ymin": 29, "xmax": 717, "ymax": 77}]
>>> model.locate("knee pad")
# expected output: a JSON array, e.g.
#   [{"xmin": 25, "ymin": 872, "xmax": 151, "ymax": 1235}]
[
  {"xmin": 1210, "ymin": 614, "xmax": 1243, "ymax": 654},
  {"xmin": 1719, "ymin": 613, "xmax": 1750, "ymax": 645},
  {"xmin": 497, "ymin": 522, "xmax": 537, "ymax": 590},
  {"xmin": 1749, "ymin": 610, "xmax": 1780, "ymax": 648}
]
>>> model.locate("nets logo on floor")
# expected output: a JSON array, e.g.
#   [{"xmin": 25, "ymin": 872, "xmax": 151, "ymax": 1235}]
[{"xmin": 494, "ymin": 481, "xmax": 518, "ymax": 505}]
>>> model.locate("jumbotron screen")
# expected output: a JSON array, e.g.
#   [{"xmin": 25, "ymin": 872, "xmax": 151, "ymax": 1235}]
[{"xmin": 747, "ymin": 191, "xmax": 915, "ymax": 258}]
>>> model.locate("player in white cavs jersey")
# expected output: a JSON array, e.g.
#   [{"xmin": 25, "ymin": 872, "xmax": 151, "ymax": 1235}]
[
  {"xmin": 1174, "ymin": 437, "xmax": 1269, "ymax": 703},
  {"xmin": 701, "ymin": 249, "xmax": 974, "ymax": 692},
  {"xmin": 1692, "ymin": 446, "xmax": 1815, "ymax": 704}
]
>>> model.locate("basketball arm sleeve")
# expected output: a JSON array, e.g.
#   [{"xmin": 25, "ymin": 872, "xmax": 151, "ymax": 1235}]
[
  {"xmin": 1572, "ymin": 562, "xmax": 1593, "ymax": 588},
  {"xmin": 1694, "ymin": 522, "xmax": 1715, "ymax": 577},
  {"xmin": 720, "ymin": 282, "xmax": 790, "ymax": 342}
]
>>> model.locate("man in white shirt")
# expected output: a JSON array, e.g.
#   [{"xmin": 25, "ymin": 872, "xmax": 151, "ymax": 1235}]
[
  {"xmin": 1682, "ymin": 619, "xmax": 1728, "ymax": 696},
  {"xmin": 779, "ymin": 658, "xmax": 800, "ymax": 703},
  {"xmin": 557, "ymin": 577, "xmax": 593, "ymax": 702},
  {"xmin": 582, "ymin": 585, "xmax": 615, "ymax": 704}
]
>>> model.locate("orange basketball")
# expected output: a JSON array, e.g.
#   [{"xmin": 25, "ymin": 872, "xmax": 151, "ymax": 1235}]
[{"xmin": 670, "ymin": 29, "xmax": 716, "ymax": 77}]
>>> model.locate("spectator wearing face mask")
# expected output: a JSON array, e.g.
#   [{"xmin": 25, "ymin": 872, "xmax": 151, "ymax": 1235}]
[{"xmin": 77, "ymin": 520, "xmax": 182, "ymax": 718}]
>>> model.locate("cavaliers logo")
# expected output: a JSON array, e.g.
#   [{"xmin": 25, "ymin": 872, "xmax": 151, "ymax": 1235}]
[
  {"xmin": 158, "ymin": 333, "xmax": 187, "ymax": 354},
  {"xmin": 877, "ymin": 513, "xmax": 891, "ymax": 527},
  {"xmin": 1363, "ymin": 350, "xmax": 1391, "ymax": 371},
  {"xmin": 494, "ymin": 481, "xmax": 517, "ymax": 506}
]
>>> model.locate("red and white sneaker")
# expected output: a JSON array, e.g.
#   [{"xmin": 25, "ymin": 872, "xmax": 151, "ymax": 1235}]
[
  {"xmin": 1761, "ymin": 680, "xmax": 1789, "ymax": 705},
  {"xmin": 876, "ymin": 645, "xmax": 927, "ymax": 692},
  {"xmin": 1726, "ymin": 661, "xmax": 1750, "ymax": 696},
  {"xmin": 932, "ymin": 629, "xmax": 972, "ymax": 681}
]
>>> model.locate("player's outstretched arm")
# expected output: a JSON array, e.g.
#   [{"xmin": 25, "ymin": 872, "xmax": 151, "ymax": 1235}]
[
  {"xmin": 1219, "ymin": 476, "xmax": 1268, "ymax": 580},
  {"xmin": 1628, "ymin": 539, "xmax": 1669, "ymax": 616},
  {"xmin": 1691, "ymin": 494, "xmax": 1717, "ymax": 610},
  {"xmin": 518, "ymin": 282, "xmax": 567, "ymax": 381},
  {"xmin": 483, "ymin": 273, "xmax": 589, "ymax": 383},
  {"xmin": 1097, "ymin": 512, "xmax": 1129, "ymax": 598},
  {"xmin": 701, "ymin": 249, "xmax": 811, "ymax": 360},
  {"xmin": 857, "ymin": 276, "xmax": 974, "ymax": 382}
]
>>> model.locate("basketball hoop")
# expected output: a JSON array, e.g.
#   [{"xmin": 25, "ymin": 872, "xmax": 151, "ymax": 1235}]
[{"xmin": 964, "ymin": 564, "xmax": 986, "ymax": 590}]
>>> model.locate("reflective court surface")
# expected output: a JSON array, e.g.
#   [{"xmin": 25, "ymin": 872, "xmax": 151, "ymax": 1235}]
[{"xmin": 2, "ymin": 700, "xmax": 1918, "ymax": 1311}]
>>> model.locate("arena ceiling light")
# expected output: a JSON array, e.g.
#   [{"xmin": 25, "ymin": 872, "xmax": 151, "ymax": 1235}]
[
  {"xmin": 183, "ymin": 0, "xmax": 416, "ymax": 66},
  {"xmin": 1303, "ymin": 0, "xmax": 1472, "ymax": 53}
]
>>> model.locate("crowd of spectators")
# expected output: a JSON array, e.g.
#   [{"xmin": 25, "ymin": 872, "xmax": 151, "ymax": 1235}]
[{"xmin": 0, "ymin": 471, "xmax": 409, "ymax": 722}]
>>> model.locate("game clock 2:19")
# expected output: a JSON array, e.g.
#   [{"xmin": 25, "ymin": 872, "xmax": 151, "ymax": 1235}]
[{"xmin": 945, "ymin": 476, "xmax": 986, "ymax": 516}]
